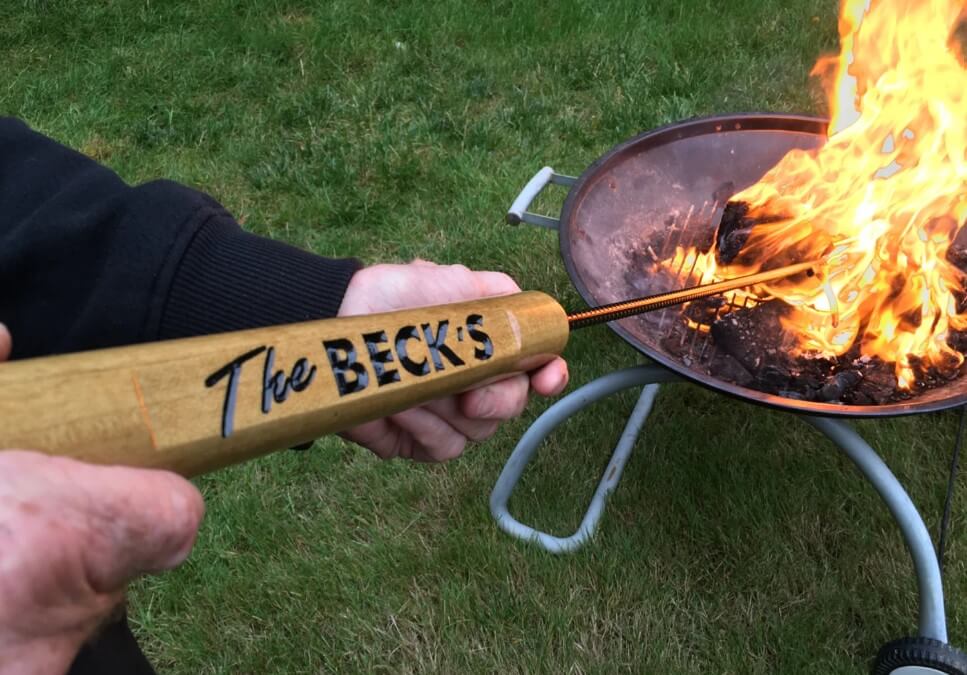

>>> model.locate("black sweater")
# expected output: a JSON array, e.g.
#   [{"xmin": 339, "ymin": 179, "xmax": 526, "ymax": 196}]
[
  {"xmin": 0, "ymin": 117, "xmax": 362, "ymax": 673},
  {"xmin": 0, "ymin": 117, "xmax": 360, "ymax": 359}
]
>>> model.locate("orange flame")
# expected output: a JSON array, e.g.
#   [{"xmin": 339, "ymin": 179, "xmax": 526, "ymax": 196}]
[{"xmin": 670, "ymin": 0, "xmax": 967, "ymax": 389}]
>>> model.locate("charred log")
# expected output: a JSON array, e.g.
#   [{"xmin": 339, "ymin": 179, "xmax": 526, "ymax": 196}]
[
  {"xmin": 682, "ymin": 296, "xmax": 725, "ymax": 326},
  {"xmin": 710, "ymin": 354, "xmax": 755, "ymax": 387},
  {"xmin": 709, "ymin": 301, "xmax": 788, "ymax": 373},
  {"xmin": 819, "ymin": 370, "xmax": 863, "ymax": 401},
  {"xmin": 705, "ymin": 300, "xmax": 918, "ymax": 404},
  {"xmin": 715, "ymin": 201, "xmax": 754, "ymax": 264},
  {"xmin": 844, "ymin": 358, "xmax": 897, "ymax": 405},
  {"xmin": 713, "ymin": 200, "xmax": 794, "ymax": 265}
]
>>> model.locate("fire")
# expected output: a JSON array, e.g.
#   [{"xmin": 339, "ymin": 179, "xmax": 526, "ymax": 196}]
[{"xmin": 668, "ymin": 0, "xmax": 967, "ymax": 390}]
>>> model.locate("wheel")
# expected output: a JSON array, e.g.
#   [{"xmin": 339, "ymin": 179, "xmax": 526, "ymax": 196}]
[{"xmin": 873, "ymin": 637, "xmax": 967, "ymax": 675}]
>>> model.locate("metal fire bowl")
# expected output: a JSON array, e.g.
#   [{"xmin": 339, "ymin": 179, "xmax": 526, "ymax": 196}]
[{"xmin": 559, "ymin": 112, "xmax": 967, "ymax": 417}]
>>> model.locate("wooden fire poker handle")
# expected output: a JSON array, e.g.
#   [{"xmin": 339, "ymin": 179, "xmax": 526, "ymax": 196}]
[{"xmin": 0, "ymin": 292, "xmax": 569, "ymax": 477}]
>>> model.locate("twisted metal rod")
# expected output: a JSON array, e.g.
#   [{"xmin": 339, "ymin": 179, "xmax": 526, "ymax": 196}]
[{"xmin": 566, "ymin": 260, "xmax": 818, "ymax": 330}]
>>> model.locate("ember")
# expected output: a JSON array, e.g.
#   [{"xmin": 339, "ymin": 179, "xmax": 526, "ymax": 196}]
[{"xmin": 652, "ymin": 0, "xmax": 967, "ymax": 405}]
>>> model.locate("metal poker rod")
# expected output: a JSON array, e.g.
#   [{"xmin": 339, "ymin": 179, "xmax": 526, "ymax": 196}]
[{"xmin": 566, "ymin": 260, "xmax": 818, "ymax": 330}]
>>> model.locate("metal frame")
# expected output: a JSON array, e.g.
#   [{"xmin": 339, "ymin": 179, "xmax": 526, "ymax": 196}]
[
  {"xmin": 490, "ymin": 367, "xmax": 675, "ymax": 553},
  {"xmin": 489, "ymin": 365, "xmax": 948, "ymax": 642}
]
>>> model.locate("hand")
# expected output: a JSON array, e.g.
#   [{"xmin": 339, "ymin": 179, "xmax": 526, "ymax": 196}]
[
  {"xmin": 337, "ymin": 261, "xmax": 569, "ymax": 462},
  {"xmin": 0, "ymin": 324, "xmax": 205, "ymax": 675}
]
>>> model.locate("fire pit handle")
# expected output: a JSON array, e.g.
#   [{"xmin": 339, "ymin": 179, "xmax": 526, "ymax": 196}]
[{"xmin": 506, "ymin": 166, "xmax": 576, "ymax": 229}]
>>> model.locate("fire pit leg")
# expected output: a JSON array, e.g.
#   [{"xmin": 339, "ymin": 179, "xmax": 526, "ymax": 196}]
[
  {"xmin": 802, "ymin": 416, "xmax": 947, "ymax": 644},
  {"xmin": 490, "ymin": 365, "xmax": 679, "ymax": 554}
]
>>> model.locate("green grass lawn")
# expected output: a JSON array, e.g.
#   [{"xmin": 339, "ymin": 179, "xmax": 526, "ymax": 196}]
[{"xmin": 4, "ymin": 1, "xmax": 967, "ymax": 672}]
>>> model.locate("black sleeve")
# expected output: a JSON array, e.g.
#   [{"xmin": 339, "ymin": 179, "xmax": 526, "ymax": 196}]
[
  {"xmin": 68, "ymin": 615, "xmax": 158, "ymax": 675},
  {"xmin": 0, "ymin": 117, "xmax": 361, "ymax": 360}
]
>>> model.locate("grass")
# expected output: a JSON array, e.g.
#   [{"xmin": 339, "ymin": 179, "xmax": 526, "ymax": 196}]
[{"xmin": 3, "ymin": 0, "xmax": 966, "ymax": 672}]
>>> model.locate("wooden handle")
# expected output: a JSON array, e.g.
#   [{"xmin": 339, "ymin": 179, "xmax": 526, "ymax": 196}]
[{"xmin": 0, "ymin": 292, "xmax": 569, "ymax": 476}]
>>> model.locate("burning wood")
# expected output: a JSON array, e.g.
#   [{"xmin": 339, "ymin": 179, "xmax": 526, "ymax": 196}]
[
  {"xmin": 714, "ymin": 201, "xmax": 787, "ymax": 266},
  {"xmin": 650, "ymin": 0, "xmax": 967, "ymax": 406}
]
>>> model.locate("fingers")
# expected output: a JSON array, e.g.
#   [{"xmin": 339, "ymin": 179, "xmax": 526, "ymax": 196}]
[
  {"xmin": 468, "ymin": 269, "xmax": 521, "ymax": 297},
  {"xmin": 460, "ymin": 373, "xmax": 530, "ymax": 420},
  {"xmin": 340, "ymin": 418, "xmax": 404, "ymax": 460},
  {"xmin": 389, "ymin": 407, "xmax": 467, "ymax": 462},
  {"xmin": 339, "ymin": 261, "xmax": 524, "ymax": 317},
  {"xmin": 408, "ymin": 260, "xmax": 520, "ymax": 296},
  {"xmin": 335, "ymin": 258, "xmax": 570, "ymax": 464},
  {"xmin": 0, "ymin": 451, "xmax": 204, "ymax": 675},
  {"xmin": 422, "ymin": 397, "xmax": 499, "ymax": 441},
  {"xmin": 529, "ymin": 357, "xmax": 569, "ymax": 397},
  {"xmin": 344, "ymin": 403, "xmax": 489, "ymax": 462},
  {"xmin": 344, "ymin": 362, "xmax": 570, "ymax": 463},
  {"xmin": 342, "ymin": 409, "xmax": 469, "ymax": 462},
  {"xmin": 459, "ymin": 361, "xmax": 568, "ymax": 420},
  {"xmin": 411, "ymin": 263, "xmax": 520, "ymax": 304},
  {"xmin": 0, "ymin": 322, "xmax": 10, "ymax": 362}
]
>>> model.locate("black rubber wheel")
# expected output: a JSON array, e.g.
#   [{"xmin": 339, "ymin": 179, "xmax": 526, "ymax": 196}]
[{"xmin": 873, "ymin": 637, "xmax": 967, "ymax": 675}]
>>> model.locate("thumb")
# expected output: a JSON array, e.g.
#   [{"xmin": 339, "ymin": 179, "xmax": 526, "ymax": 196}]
[
  {"xmin": 62, "ymin": 459, "xmax": 206, "ymax": 592},
  {"xmin": 0, "ymin": 323, "xmax": 10, "ymax": 362}
]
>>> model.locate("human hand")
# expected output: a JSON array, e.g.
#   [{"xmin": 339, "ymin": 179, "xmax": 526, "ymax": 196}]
[
  {"xmin": 0, "ymin": 324, "xmax": 205, "ymax": 675},
  {"xmin": 337, "ymin": 261, "xmax": 569, "ymax": 462}
]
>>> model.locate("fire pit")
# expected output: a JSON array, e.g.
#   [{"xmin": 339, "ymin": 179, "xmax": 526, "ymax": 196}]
[
  {"xmin": 492, "ymin": 1, "xmax": 966, "ymax": 669},
  {"xmin": 492, "ymin": 113, "xmax": 966, "ymax": 675},
  {"xmin": 492, "ymin": 116, "xmax": 966, "ymax": 674}
]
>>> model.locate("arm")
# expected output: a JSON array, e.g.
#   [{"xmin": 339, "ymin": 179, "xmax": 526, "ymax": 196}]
[
  {"xmin": 0, "ymin": 122, "xmax": 567, "ymax": 673},
  {"xmin": 0, "ymin": 118, "xmax": 567, "ymax": 461},
  {"xmin": 0, "ymin": 117, "xmax": 360, "ymax": 359}
]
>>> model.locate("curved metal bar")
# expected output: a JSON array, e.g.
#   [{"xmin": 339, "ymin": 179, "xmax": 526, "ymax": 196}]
[
  {"xmin": 489, "ymin": 364, "xmax": 678, "ymax": 554},
  {"xmin": 506, "ymin": 166, "xmax": 577, "ymax": 228},
  {"xmin": 492, "ymin": 367, "xmax": 945, "ymax": 641},
  {"xmin": 802, "ymin": 416, "xmax": 947, "ymax": 643}
]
